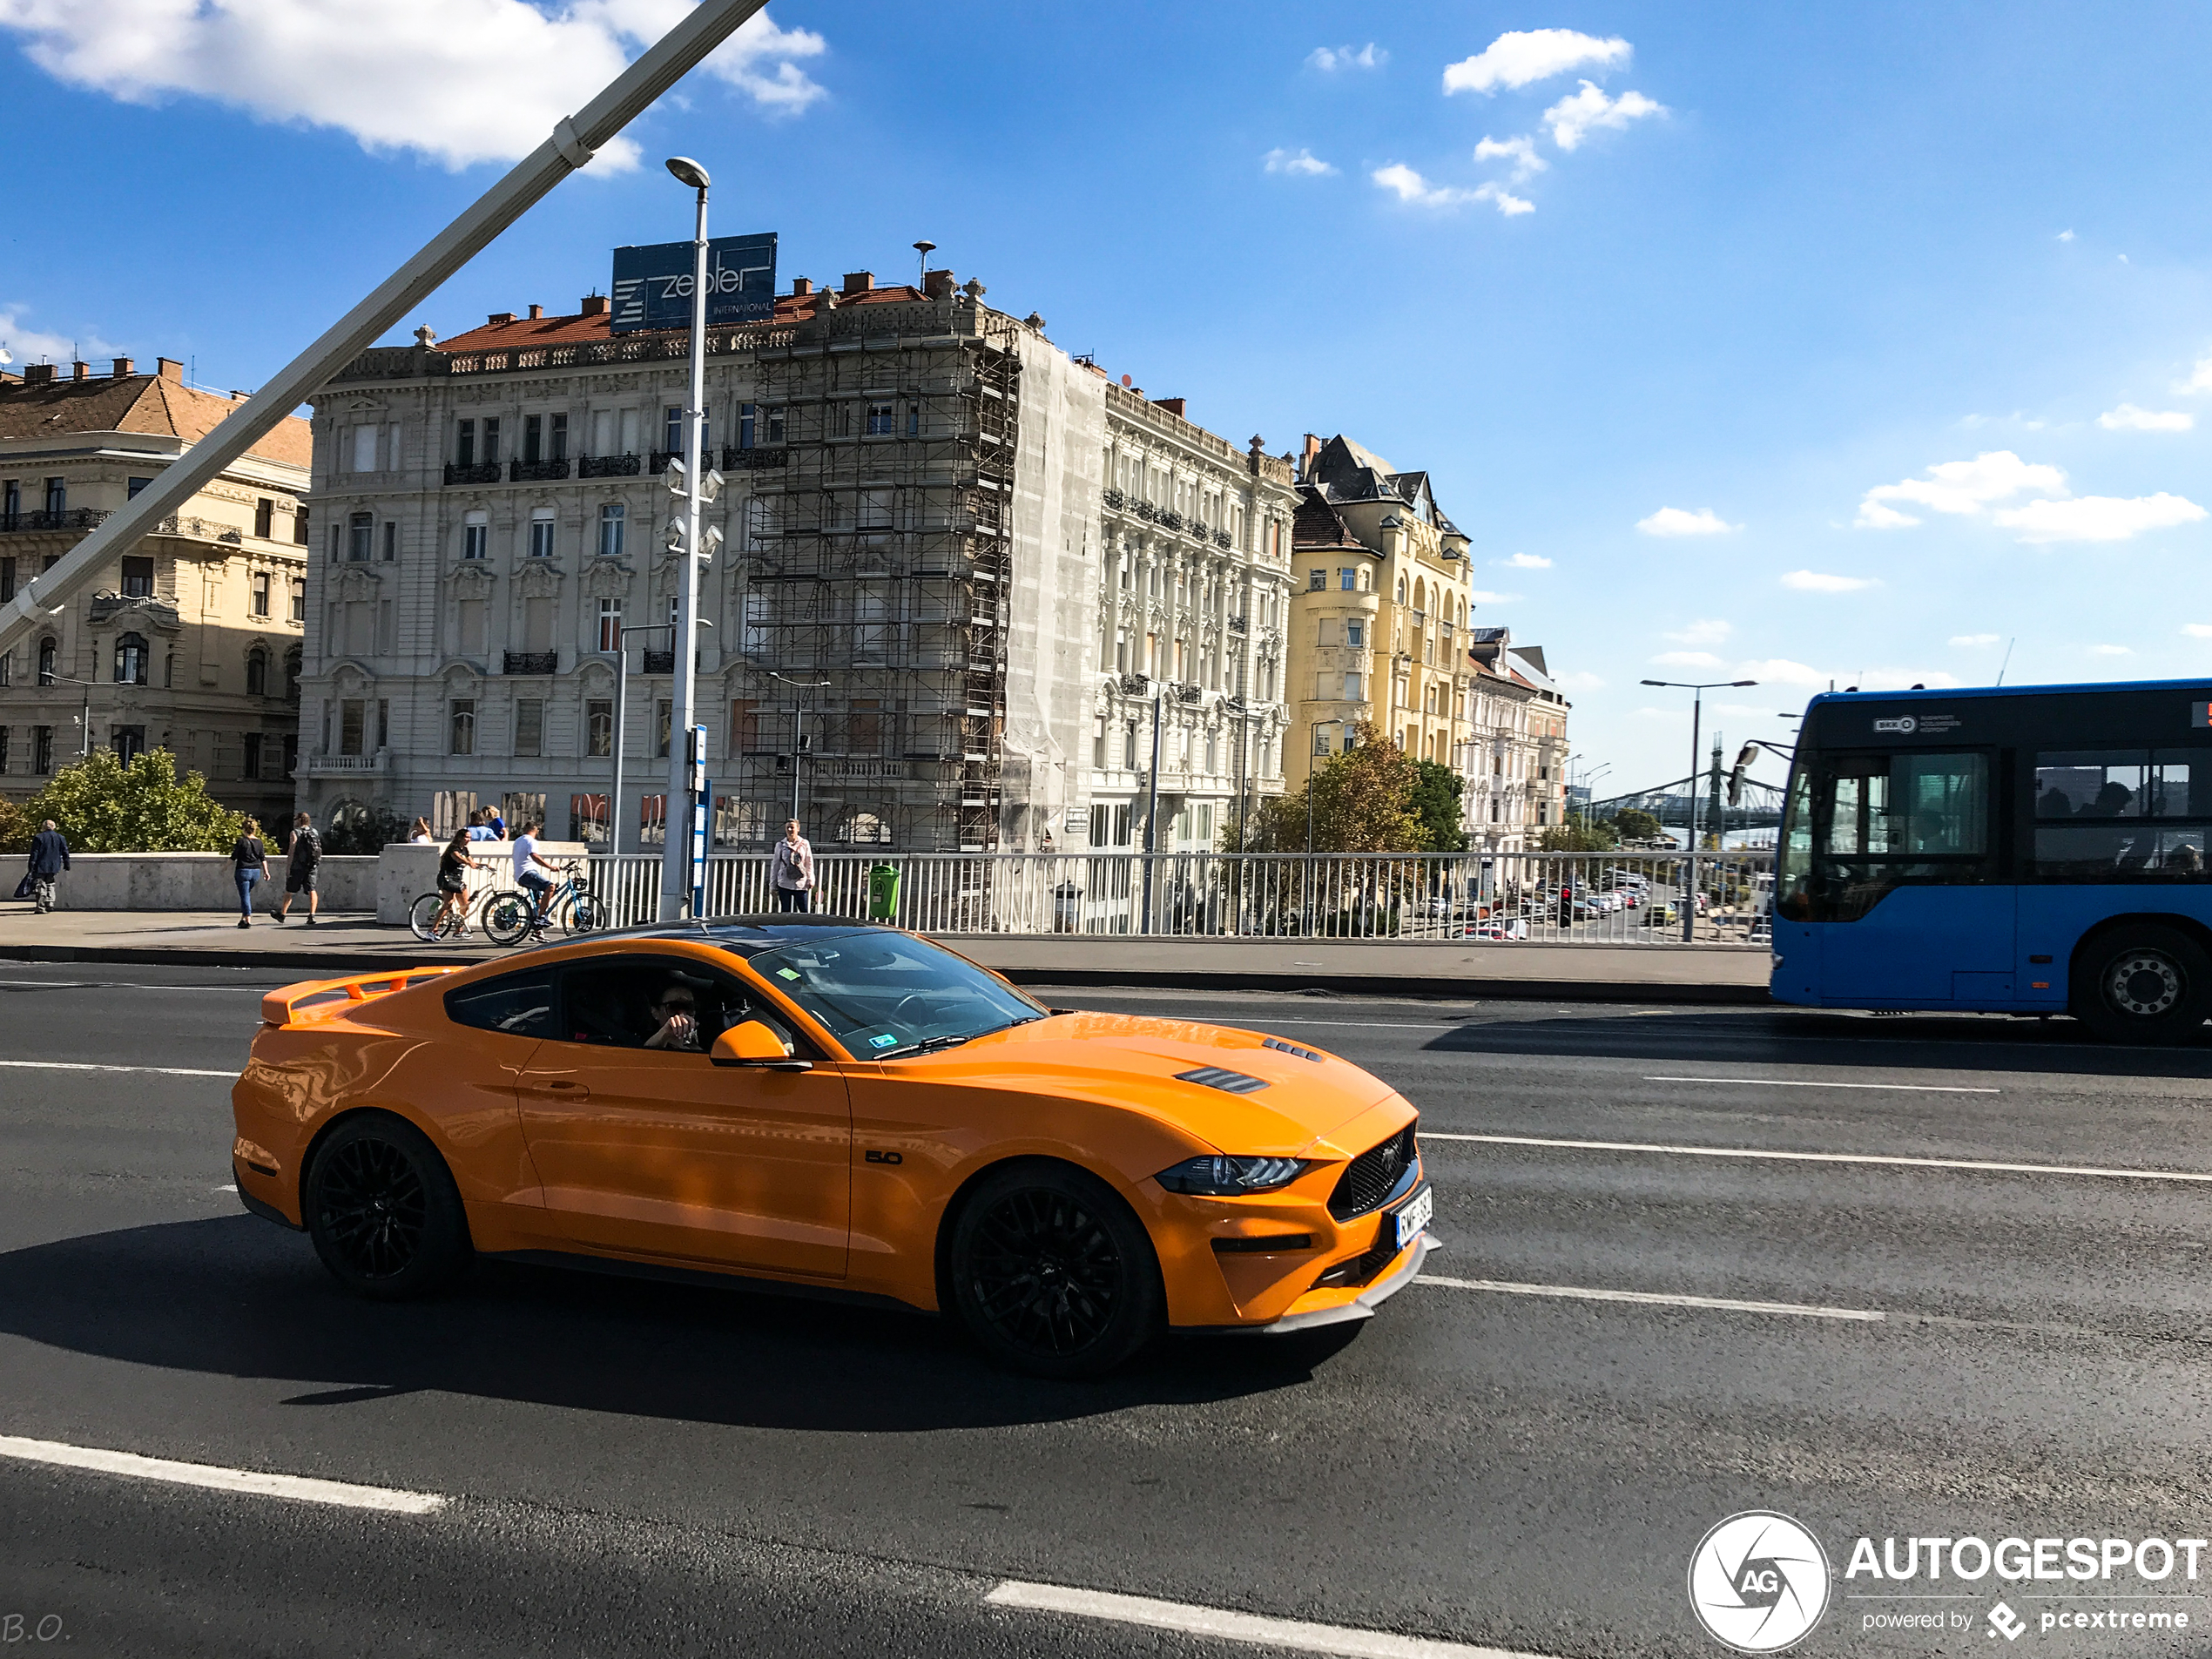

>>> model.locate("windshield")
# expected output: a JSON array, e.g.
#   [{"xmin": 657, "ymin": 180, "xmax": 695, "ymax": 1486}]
[{"xmin": 745, "ymin": 932, "xmax": 1046, "ymax": 1057}]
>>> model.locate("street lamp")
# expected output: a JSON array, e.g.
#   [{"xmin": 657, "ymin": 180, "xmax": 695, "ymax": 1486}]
[
  {"xmin": 608, "ymin": 617, "xmax": 711, "ymax": 857},
  {"xmin": 767, "ymin": 671, "xmax": 829, "ymax": 824},
  {"xmin": 1641, "ymin": 678, "xmax": 1756, "ymax": 940},
  {"xmin": 657, "ymin": 152, "xmax": 714, "ymax": 921},
  {"xmin": 42, "ymin": 672, "xmax": 96, "ymax": 759}
]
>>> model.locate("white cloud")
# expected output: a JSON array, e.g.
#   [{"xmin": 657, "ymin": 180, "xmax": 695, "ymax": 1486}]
[
  {"xmin": 1501, "ymin": 551, "xmax": 1552, "ymax": 569},
  {"xmin": 1737, "ymin": 658, "xmax": 1829, "ymax": 688},
  {"xmin": 2176, "ymin": 354, "xmax": 2212, "ymax": 395},
  {"xmin": 2183, "ymin": 624, "xmax": 2212, "ymax": 638},
  {"xmin": 1993, "ymin": 492, "xmax": 2207, "ymax": 543},
  {"xmin": 2057, "ymin": 229, "xmax": 2075, "ymax": 243},
  {"xmin": 1856, "ymin": 450, "xmax": 2067, "ymax": 528},
  {"xmin": 1542, "ymin": 81, "xmax": 1664, "ymax": 152},
  {"xmin": 0, "ymin": 0, "xmax": 827, "ymax": 172},
  {"xmin": 1444, "ymin": 29, "xmax": 1629, "ymax": 94},
  {"xmin": 1264, "ymin": 147, "xmax": 1336, "ymax": 178},
  {"xmin": 1651, "ymin": 651, "xmax": 1725, "ymax": 669},
  {"xmin": 1636, "ymin": 506, "xmax": 1738, "ymax": 537},
  {"xmin": 2089, "ymin": 643, "xmax": 2134, "ymax": 656},
  {"xmin": 1465, "ymin": 590, "xmax": 1520, "ymax": 604},
  {"xmin": 1664, "ymin": 618, "xmax": 1731, "ymax": 646},
  {"xmin": 1371, "ymin": 165, "xmax": 1530, "ymax": 215},
  {"xmin": 2099, "ymin": 403, "xmax": 2194, "ymax": 432},
  {"xmin": 1554, "ymin": 670, "xmax": 1604, "ymax": 691},
  {"xmin": 1783, "ymin": 570, "xmax": 1877, "ymax": 593},
  {"xmin": 1950, "ymin": 633, "xmax": 2000, "ymax": 647},
  {"xmin": 1308, "ymin": 43, "xmax": 1385, "ymax": 72},
  {"xmin": 1474, "ymin": 134, "xmax": 1548, "ymax": 181},
  {"xmin": 0, "ymin": 303, "xmax": 119, "ymax": 365}
]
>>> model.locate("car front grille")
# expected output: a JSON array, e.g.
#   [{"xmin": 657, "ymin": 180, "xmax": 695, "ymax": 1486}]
[{"xmin": 1328, "ymin": 1123, "xmax": 1420, "ymax": 1221}]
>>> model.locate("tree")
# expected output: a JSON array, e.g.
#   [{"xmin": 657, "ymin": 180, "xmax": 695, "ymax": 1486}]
[
  {"xmin": 17, "ymin": 749, "xmax": 243, "ymax": 853},
  {"xmin": 1408, "ymin": 759, "xmax": 1468, "ymax": 853},
  {"xmin": 1537, "ymin": 813, "xmax": 1620, "ymax": 853},
  {"xmin": 1241, "ymin": 724, "xmax": 1428, "ymax": 853},
  {"xmin": 0, "ymin": 794, "xmax": 31, "ymax": 856},
  {"xmin": 1614, "ymin": 806, "xmax": 1664, "ymax": 844}
]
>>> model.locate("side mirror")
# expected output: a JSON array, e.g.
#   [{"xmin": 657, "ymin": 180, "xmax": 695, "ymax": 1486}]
[{"xmin": 711, "ymin": 1019, "xmax": 811, "ymax": 1071}]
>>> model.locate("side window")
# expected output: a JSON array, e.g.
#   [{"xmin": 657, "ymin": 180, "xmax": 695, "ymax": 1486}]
[
  {"xmin": 552, "ymin": 956, "xmax": 800, "ymax": 1054},
  {"xmin": 444, "ymin": 970, "xmax": 556, "ymax": 1037},
  {"xmin": 2033, "ymin": 749, "xmax": 2209, "ymax": 880}
]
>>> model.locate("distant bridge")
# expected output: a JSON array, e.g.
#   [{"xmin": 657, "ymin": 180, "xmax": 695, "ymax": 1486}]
[{"xmin": 1588, "ymin": 772, "xmax": 1784, "ymax": 833}]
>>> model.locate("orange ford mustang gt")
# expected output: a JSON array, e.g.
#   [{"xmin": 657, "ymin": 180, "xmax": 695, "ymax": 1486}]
[{"xmin": 230, "ymin": 918, "xmax": 1434, "ymax": 1376}]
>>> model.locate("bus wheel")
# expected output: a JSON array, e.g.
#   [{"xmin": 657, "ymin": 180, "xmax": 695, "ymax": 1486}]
[{"xmin": 2077, "ymin": 925, "xmax": 2212, "ymax": 1045}]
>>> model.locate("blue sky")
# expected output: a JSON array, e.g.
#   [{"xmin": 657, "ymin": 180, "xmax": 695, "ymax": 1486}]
[{"xmin": 6, "ymin": 1, "xmax": 2211, "ymax": 794}]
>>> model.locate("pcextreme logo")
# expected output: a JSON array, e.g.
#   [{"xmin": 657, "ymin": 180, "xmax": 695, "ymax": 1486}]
[{"xmin": 1688, "ymin": 1511, "xmax": 1831, "ymax": 1653}]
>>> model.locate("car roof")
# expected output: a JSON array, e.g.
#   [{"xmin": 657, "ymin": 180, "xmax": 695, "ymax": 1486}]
[{"xmin": 516, "ymin": 914, "xmax": 890, "ymax": 961}]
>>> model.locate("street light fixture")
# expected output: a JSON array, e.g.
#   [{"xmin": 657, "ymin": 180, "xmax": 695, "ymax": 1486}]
[
  {"xmin": 1640, "ymin": 678, "xmax": 1757, "ymax": 941},
  {"xmin": 657, "ymin": 153, "xmax": 712, "ymax": 921}
]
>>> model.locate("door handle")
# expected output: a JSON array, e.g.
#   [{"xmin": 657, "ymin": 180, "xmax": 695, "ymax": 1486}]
[{"xmin": 523, "ymin": 1078, "xmax": 590, "ymax": 1100}]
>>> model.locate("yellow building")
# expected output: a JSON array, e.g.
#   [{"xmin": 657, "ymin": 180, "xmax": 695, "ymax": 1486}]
[{"xmin": 0, "ymin": 356, "xmax": 312, "ymax": 821}]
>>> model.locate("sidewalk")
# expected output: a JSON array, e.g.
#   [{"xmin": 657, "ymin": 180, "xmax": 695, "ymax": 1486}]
[{"xmin": 0, "ymin": 909, "xmax": 1772, "ymax": 1004}]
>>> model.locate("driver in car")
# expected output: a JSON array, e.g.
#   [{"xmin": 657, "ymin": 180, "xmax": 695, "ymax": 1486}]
[{"xmin": 643, "ymin": 981, "xmax": 704, "ymax": 1051}]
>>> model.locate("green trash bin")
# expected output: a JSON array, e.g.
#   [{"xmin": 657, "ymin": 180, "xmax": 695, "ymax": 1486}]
[{"xmin": 866, "ymin": 863, "xmax": 900, "ymax": 921}]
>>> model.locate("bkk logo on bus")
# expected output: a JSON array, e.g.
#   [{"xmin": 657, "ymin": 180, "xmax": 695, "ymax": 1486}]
[{"xmin": 1872, "ymin": 717, "xmax": 1918, "ymax": 733}]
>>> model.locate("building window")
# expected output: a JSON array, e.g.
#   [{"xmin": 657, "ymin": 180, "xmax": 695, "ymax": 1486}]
[
  {"xmin": 290, "ymin": 579, "xmax": 307, "ymax": 623},
  {"xmin": 597, "ymin": 599, "xmax": 623, "ymax": 652},
  {"xmin": 243, "ymin": 732, "xmax": 264, "ymax": 779},
  {"xmin": 350, "ymin": 426, "xmax": 379, "ymax": 473},
  {"xmin": 462, "ymin": 511, "xmax": 488, "ymax": 560},
  {"xmin": 550, "ymin": 413, "xmax": 569, "ymax": 461},
  {"xmin": 114, "ymin": 632, "xmax": 149, "ymax": 685},
  {"xmin": 481, "ymin": 417, "xmax": 501, "ymax": 464},
  {"xmin": 294, "ymin": 504, "xmax": 310, "ymax": 547},
  {"xmin": 833, "ymin": 403, "xmax": 853, "ymax": 438},
  {"xmin": 254, "ymin": 498, "xmax": 273, "ymax": 538},
  {"xmin": 906, "ymin": 401, "xmax": 921, "ymax": 437},
  {"xmin": 112, "ymin": 725, "xmax": 146, "ymax": 765},
  {"xmin": 738, "ymin": 403, "xmax": 756, "ymax": 449},
  {"xmin": 1093, "ymin": 716, "xmax": 1106, "ymax": 770},
  {"xmin": 0, "ymin": 557, "xmax": 11, "ymax": 604},
  {"xmin": 765, "ymin": 406, "xmax": 785, "ymax": 444},
  {"xmin": 252, "ymin": 572, "xmax": 271, "ymax": 617},
  {"xmin": 838, "ymin": 810, "xmax": 893, "ymax": 846},
  {"xmin": 44, "ymin": 477, "xmax": 65, "ymax": 516},
  {"xmin": 448, "ymin": 700, "xmax": 475, "ymax": 755},
  {"xmin": 515, "ymin": 698, "xmax": 543, "ymax": 758},
  {"xmin": 664, "ymin": 407, "xmax": 685, "ymax": 454},
  {"xmin": 523, "ymin": 414, "xmax": 543, "ymax": 465},
  {"xmin": 598, "ymin": 502, "xmax": 625, "ymax": 558},
  {"xmin": 529, "ymin": 510, "xmax": 555, "ymax": 558},
  {"xmin": 246, "ymin": 648, "xmax": 268, "ymax": 696},
  {"xmin": 37, "ymin": 637, "xmax": 56, "ymax": 685},
  {"xmin": 1309, "ymin": 569, "xmax": 1325, "ymax": 591},
  {"xmin": 587, "ymin": 699, "xmax": 613, "ymax": 757},
  {"xmin": 120, "ymin": 556, "xmax": 154, "ymax": 597},
  {"xmin": 33, "ymin": 726, "xmax": 52, "ymax": 774},
  {"xmin": 348, "ymin": 512, "xmax": 373, "ymax": 561},
  {"xmin": 729, "ymin": 699, "xmax": 759, "ymax": 752},
  {"xmin": 382, "ymin": 521, "xmax": 397, "ymax": 562},
  {"xmin": 1313, "ymin": 727, "xmax": 1332, "ymax": 755},
  {"xmin": 1, "ymin": 481, "xmax": 15, "ymax": 529},
  {"xmin": 866, "ymin": 401, "xmax": 894, "ymax": 436},
  {"xmin": 455, "ymin": 419, "xmax": 475, "ymax": 467},
  {"xmin": 340, "ymin": 699, "xmax": 365, "ymax": 757},
  {"xmin": 0, "ymin": 727, "xmax": 8, "ymax": 772},
  {"xmin": 656, "ymin": 699, "xmax": 671, "ymax": 759}
]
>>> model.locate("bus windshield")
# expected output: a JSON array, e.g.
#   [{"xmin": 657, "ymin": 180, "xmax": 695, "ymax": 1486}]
[{"xmin": 1777, "ymin": 750, "xmax": 1990, "ymax": 921}]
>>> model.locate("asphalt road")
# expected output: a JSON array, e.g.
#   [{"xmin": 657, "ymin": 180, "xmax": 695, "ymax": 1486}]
[{"xmin": 3, "ymin": 961, "xmax": 2212, "ymax": 1657}]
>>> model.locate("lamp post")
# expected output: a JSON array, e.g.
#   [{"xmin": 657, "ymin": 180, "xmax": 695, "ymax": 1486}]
[
  {"xmin": 1641, "ymin": 677, "xmax": 1756, "ymax": 941},
  {"xmin": 658, "ymin": 153, "xmax": 713, "ymax": 921},
  {"xmin": 609, "ymin": 618, "xmax": 711, "ymax": 858},
  {"xmin": 43, "ymin": 672, "xmax": 96, "ymax": 759},
  {"xmin": 767, "ymin": 671, "xmax": 829, "ymax": 825}
]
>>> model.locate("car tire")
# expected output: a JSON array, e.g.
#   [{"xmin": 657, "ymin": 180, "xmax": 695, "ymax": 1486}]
[
  {"xmin": 948, "ymin": 1161, "xmax": 1163, "ymax": 1379},
  {"xmin": 2074, "ymin": 924, "xmax": 2212, "ymax": 1045},
  {"xmin": 304, "ymin": 1113, "xmax": 474, "ymax": 1300}
]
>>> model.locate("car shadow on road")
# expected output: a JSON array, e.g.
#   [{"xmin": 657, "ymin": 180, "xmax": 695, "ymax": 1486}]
[
  {"xmin": 1423, "ymin": 1008, "xmax": 2212, "ymax": 1079},
  {"xmin": 0, "ymin": 1217, "xmax": 1359, "ymax": 1430}
]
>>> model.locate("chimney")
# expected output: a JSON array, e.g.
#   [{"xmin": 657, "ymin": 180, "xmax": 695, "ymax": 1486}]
[
  {"xmin": 1301, "ymin": 433, "xmax": 1321, "ymax": 480},
  {"xmin": 487, "ymin": 312, "xmax": 516, "ymax": 326},
  {"xmin": 527, "ymin": 303, "xmax": 543, "ymax": 320},
  {"xmin": 579, "ymin": 294, "xmax": 609, "ymax": 316},
  {"xmin": 71, "ymin": 361, "xmax": 90, "ymax": 381},
  {"xmin": 923, "ymin": 269, "xmax": 954, "ymax": 300},
  {"xmin": 791, "ymin": 277, "xmax": 813, "ymax": 296},
  {"xmin": 157, "ymin": 357, "xmax": 184, "ymax": 382},
  {"xmin": 111, "ymin": 357, "xmax": 135, "ymax": 378},
  {"xmin": 1153, "ymin": 396, "xmax": 1186, "ymax": 418},
  {"xmin": 840, "ymin": 271, "xmax": 873, "ymax": 296},
  {"xmin": 24, "ymin": 363, "xmax": 56, "ymax": 385}
]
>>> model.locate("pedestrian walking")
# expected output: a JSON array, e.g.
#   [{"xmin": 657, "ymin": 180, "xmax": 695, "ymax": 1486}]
[
  {"xmin": 24, "ymin": 819, "xmax": 70, "ymax": 914},
  {"xmin": 407, "ymin": 817, "xmax": 434, "ymax": 845},
  {"xmin": 276, "ymin": 812, "xmax": 322, "ymax": 927},
  {"xmin": 771, "ymin": 819, "xmax": 815, "ymax": 913},
  {"xmin": 230, "ymin": 818, "xmax": 271, "ymax": 927}
]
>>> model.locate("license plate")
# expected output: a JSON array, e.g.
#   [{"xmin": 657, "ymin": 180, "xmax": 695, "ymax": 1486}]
[{"xmin": 1393, "ymin": 1184, "xmax": 1433, "ymax": 1250}]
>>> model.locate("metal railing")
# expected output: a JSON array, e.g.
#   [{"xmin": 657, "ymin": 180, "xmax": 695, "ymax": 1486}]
[
  {"xmin": 1, "ymin": 509, "xmax": 110, "ymax": 535},
  {"xmin": 579, "ymin": 847, "xmax": 1774, "ymax": 944}
]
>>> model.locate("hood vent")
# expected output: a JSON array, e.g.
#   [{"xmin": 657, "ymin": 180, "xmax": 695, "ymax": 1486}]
[
  {"xmin": 1176, "ymin": 1066, "xmax": 1270, "ymax": 1095},
  {"xmin": 1262, "ymin": 1038, "xmax": 1321, "ymax": 1062}
]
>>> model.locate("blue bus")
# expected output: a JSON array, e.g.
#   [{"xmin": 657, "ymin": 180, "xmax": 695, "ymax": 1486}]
[{"xmin": 1771, "ymin": 678, "xmax": 2212, "ymax": 1042}]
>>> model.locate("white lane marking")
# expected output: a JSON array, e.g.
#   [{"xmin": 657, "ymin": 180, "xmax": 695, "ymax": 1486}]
[
  {"xmin": 214, "ymin": 1184, "xmax": 238, "ymax": 1193},
  {"xmin": 1416, "ymin": 1273, "xmax": 1886, "ymax": 1323},
  {"xmin": 0, "ymin": 1434, "xmax": 446, "ymax": 1514},
  {"xmin": 0, "ymin": 1059, "xmax": 233, "ymax": 1079},
  {"xmin": 1646, "ymin": 1074, "xmax": 1998, "ymax": 1094},
  {"xmin": 1420, "ymin": 1131, "xmax": 2212, "ymax": 1185},
  {"xmin": 987, "ymin": 1580, "xmax": 1552, "ymax": 1659},
  {"xmin": 0, "ymin": 979, "xmax": 261, "ymax": 994}
]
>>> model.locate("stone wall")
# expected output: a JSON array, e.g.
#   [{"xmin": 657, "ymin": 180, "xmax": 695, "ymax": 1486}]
[{"xmin": 47, "ymin": 853, "xmax": 378, "ymax": 914}]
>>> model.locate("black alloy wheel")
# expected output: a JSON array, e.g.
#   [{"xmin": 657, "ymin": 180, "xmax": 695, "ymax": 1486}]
[
  {"xmin": 949, "ymin": 1163, "xmax": 1163, "ymax": 1379},
  {"xmin": 2076, "ymin": 923, "xmax": 2212, "ymax": 1045},
  {"xmin": 305, "ymin": 1114, "xmax": 473, "ymax": 1299}
]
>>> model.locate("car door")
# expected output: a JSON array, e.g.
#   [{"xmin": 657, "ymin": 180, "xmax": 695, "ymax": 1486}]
[{"xmin": 515, "ymin": 951, "xmax": 853, "ymax": 1279}]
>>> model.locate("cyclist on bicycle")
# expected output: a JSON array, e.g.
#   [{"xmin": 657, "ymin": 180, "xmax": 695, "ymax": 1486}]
[
  {"xmin": 513, "ymin": 819, "xmax": 561, "ymax": 934},
  {"xmin": 432, "ymin": 830, "xmax": 482, "ymax": 936}
]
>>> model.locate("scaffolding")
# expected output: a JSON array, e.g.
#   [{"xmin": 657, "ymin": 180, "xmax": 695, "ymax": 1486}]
[{"xmin": 728, "ymin": 307, "xmax": 1023, "ymax": 850}]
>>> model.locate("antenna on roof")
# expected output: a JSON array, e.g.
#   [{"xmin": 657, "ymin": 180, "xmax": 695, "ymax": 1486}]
[
  {"xmin": 913, "ymin": 239, "xmax": 935, "ymax": 287},
  {"xmin": 1994, "ymin": 637, "xmax": 2015, "ymax": 686}
]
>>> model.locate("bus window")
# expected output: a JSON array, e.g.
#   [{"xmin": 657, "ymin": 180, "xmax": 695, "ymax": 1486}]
[
  {"xmin": 2032, "ymin": 750, "xmax": 2208, "ymax": 880},
  {"xmin": 1794, "ymin": 751, "xmax": 1990, "ymax": 921}
]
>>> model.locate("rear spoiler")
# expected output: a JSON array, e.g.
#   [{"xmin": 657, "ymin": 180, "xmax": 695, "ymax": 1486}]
[{"xmin": 260, "ymin": 967, "xmax": 463, "ymax": 1028}]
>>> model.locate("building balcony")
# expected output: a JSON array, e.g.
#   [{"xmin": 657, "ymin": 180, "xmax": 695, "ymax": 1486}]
[
  {"xmin": 443, "ymin": 461, "xmax": 501, "ymax": 486},
  {"xmin": 502, "ymin": 651, "xmax": 558, "ymax": 676},
  {"xmin": 307, "ymin": 749, "xmax": 389, "ymax": 777},
  {"xmin": 0, "ymin": 508, "xmax": 108, "ymax": 535},
  {"xmin": 578, "ymin": 454, "xmax": 642, "ymax": 479},
  {"xmin": 721, "ymin": 446, "xmax": 788, "ymax": 472},
  {"xmin": 509, "ymin": 457, "xmax": 571, "ymax": 482},
  {"xmin": 1227, "ymin": 615, "xmax": 1247, "ymax": 634}
]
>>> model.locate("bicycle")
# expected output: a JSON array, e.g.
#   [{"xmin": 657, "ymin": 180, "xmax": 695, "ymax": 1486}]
[
  {"xmin": 485, "ymin": 863, "xmax": 605, "ymax": 947},
  {"xmin": 408, "ymin": 880, "xmax": 522, "ymax": 943}
]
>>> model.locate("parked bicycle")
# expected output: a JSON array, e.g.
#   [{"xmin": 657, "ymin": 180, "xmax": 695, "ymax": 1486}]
[
  {"xmin": 408, "ymin": 880, "xmax": 520, "ymax": 943},
  {"xmin": 485, "ymin": 863, "xmax": 605, "ymax": 947}
]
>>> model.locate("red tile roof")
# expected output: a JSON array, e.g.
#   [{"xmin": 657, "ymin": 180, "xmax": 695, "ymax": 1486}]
[
  {"xmin": 435, "ymin": 285, "xmax": 931, "ymax": 354},
  {"xmin": 0, "ymin": 374, "xmax": 311, "ymax": 469}
]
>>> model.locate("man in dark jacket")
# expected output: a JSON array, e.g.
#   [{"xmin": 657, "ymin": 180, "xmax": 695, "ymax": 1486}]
[
  {"xmin": 276, "ymin": 812, "xmax": 322, "ymax": 927},
  {"xmin": 26, "ymin": 820, "xmax": 70, "ymax": 914}
]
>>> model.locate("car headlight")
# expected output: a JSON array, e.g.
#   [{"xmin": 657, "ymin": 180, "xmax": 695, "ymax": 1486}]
[{"xmin": 1155, "ymin": 1155, "xmax": 1307, "ymax": 1196}]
